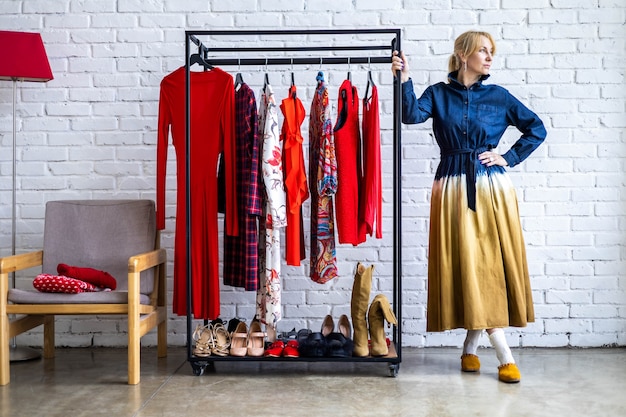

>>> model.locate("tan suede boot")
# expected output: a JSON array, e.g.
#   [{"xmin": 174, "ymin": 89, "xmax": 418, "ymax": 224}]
[
  {"xmin": 351, "ymin": 263, "xmax": 373, "ymax": 357},
  {"xmin": 367, "ymin": 294, "xmax": 397, "ymax": 357}
]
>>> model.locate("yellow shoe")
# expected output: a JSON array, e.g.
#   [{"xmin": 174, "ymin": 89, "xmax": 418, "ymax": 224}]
[
  {"xmin": 498, "ymin": 363, "xmax": 521, "ymax": 383},
  {"xmin": 461, "ymin": 354, "xmax": 480, "ymax": 372}
]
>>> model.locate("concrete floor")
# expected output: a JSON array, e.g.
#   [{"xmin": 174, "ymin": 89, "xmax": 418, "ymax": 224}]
[{"xmin": 1, "ymin": 346, "xmax": 625, "ymax": 417}]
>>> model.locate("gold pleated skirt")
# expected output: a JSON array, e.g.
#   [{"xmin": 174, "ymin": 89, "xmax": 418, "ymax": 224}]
[{"xmin": 426, "ymin": 170, "xmax": 535, "ymax": 332}]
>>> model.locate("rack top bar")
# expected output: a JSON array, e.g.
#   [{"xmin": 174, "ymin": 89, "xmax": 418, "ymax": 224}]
[
  {"xmin": 206, "ymin": 45, "xmax": 391, "ymax": 53},
  {"xmin": 186, "ymin": 28, "xmax": 401, "ymax": 37},
  {"xmin": 204, "ymin": 56, "xmax": 391, "ymax": 66},
  {"xmin": 187, "ymin": 29, "xmax": 400, "ymax": 65}
]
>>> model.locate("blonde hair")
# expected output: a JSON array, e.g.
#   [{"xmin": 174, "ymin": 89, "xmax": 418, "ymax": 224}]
[{"xmin": 447, "ymin": 31, "xmax": 497, "ymax": 74}]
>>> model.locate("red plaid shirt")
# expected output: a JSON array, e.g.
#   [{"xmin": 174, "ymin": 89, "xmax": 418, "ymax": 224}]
[{"xmin": 223, "ymin": 83, "xmax": 261, "ymax": 291}]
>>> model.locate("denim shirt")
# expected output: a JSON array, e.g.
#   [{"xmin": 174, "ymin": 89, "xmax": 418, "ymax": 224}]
[{"xmin": 402, "ymin": 72, "xmax": 547, "ymax": 210}]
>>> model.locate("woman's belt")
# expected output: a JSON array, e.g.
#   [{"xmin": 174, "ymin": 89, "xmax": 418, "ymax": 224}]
[{"xmin": 440, "ymin": 146, "xmax": 490, "ymax": 211}]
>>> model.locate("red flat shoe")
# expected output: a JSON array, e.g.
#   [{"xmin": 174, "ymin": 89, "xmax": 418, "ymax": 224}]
[
  {"xmin": 264, "ymin": 340, "xmax": 285, "ymax": 357},
  {"xmin": 282, "ymin": 340, "xmax": 300, "ymax": 358}
]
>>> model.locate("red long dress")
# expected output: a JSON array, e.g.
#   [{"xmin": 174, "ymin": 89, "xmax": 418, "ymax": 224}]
[
  {"xmin": 359, "ymin": 84, "xmax": 383, "ymax": 239},
  {"xmin": 157, "ymin": 66, "xmax": 238, "ymax": 320},
  {"xmin": 281, "ymin": 85, "xmax": 309, "ymax": 266},
  {"xmin": 334, "ymin": 79, "xmax": 365, "ymax": 245}
]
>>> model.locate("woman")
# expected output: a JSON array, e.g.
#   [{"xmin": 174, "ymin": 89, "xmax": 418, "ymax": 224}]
[{"xmin": 392, "ymin": 31, "xmax": 546, "ymax": 383}]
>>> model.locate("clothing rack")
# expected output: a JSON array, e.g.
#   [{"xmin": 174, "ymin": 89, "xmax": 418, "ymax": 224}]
[{"xmin": 183, "ymin": 29, "xmax": 403, "ymax": 377}]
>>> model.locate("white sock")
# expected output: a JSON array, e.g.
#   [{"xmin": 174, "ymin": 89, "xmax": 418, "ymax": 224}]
[
  {"xmin": 463, "ymin": 329, "xmax": 483, "ymax": 355},
  {"xmin": 488, "ymin": 329, "xmax": 515, "ymax": 365}
]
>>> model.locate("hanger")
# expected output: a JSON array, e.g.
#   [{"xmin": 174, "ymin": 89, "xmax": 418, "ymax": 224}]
[
  {"xmin": 262, "ymin": 59, "xmax": 270, "ymax": 93},
  {"xmin": 263, "ymin": 72, "xmax": 270, "ymax": 92},
  {"xmin": 365, "ymin": 57, "xmax": 375, "ymax": 100},
  {"xmin": 346, "ymin": 57, "xmax": 351, "ymax": 82},
  {"xmin": 290, "ymin": 59, "xmax": 296, "ymax": 99},
  {"xmin": 316, "ymin": 70, "xmax": 324, "ymax": 85},
  {"xmin": 333, "ymin": 88, "xmax": 348, "ymax": 133},
  {"xmin": 235, "ymin": 72, "xmax": 244, "ymax": 89},
  {"xmin": 188, "ymin": 53, "xmax": 213, "ymax": 70},
  {"xmin": 187, "ymin": 43, "xmax": 213, "ymax": 70},
  {"xmin": 316, "ymin": 58, "xmax": 324, "ymax": 85},
  {"xmin": 234, "ymin": 59, "xmax": 244, "ymax": 91}
]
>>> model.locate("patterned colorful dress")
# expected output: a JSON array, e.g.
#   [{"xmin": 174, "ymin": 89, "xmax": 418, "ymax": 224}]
[
  {"xmin": 223, "ymin": 82, "xmax": 261, "ymax": 291},
  {"xmin": 308, "ymin": 71, "xmax": 338, "ymax": 283},
  {"xmin": 401, "ymin": 72, "xmax": 547, "ymax": 332},
  {"xmin": 255, "ymin": 83, "xmax": 287, "ymax": 327}
]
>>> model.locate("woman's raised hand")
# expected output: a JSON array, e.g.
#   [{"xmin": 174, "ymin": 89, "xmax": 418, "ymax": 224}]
[{"xmin": 391, "ymin": 50, "xmax": 410, "ymax": 83}]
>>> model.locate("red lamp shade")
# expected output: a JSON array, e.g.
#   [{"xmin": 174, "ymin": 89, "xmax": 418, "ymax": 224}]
[{"xmin": 0, "ymin": 30, "xmax": 53, "ymax": 82}]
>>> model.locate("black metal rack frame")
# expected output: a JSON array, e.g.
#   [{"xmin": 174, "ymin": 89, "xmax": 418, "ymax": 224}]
[{"xmin": 183, "ymin": 29, "xmax": 403, "ymax": 377}]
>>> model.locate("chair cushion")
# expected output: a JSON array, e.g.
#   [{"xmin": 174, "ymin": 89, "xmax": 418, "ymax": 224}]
[
  {"xmin": 8, "ymin": 288, "xmax": 151, "ymax": 305},
  {"xmin": 41, "ymin": 200, "xmax": 157, "ymax": 296}
]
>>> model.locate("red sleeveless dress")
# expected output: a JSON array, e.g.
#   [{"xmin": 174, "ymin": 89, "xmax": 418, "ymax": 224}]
[
  {"xmin": 281, "ymin": 85, "xmax": 309, "ymax": 265},
  {"xmin": 359, "ymin": 84, "xmax": 382, "ymax": 239},
  {"xmin": 334, "ymin": 79, "xmax": 365, "ymax": 245}
]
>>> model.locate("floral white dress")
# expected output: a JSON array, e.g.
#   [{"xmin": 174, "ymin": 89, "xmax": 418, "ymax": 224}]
[{"xmin": 255, "ymin": 83, "xmax": 287, "ymax": 328}]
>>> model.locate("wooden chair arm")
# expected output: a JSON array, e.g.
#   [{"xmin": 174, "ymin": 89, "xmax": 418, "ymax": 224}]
[
  {"xmin": 128, "ymin": 248, "xmax": 166, "ymax": 274},
  {"xmin": 127, "ymin": 248, "xmax": 167, "ymax": 306},
  {"xmin": 0, "ymin": 251, "xmax": 43, "ymax": 275}
]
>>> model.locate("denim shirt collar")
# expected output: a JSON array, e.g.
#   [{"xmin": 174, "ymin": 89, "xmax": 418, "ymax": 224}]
[{"xmin": 447, "ymin": 71, "xmax": 490, "ymax": 89}]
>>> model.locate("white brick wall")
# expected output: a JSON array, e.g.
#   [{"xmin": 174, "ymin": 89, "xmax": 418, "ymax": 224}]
[{"xmin": 0, "ymin": 1, "xmax": 624, "ymax": 349}]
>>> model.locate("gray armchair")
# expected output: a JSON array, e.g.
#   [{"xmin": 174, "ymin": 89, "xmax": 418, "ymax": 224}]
[{"xmin": 0, "ymin": 199, "xmax": 167, "ymax": 385}]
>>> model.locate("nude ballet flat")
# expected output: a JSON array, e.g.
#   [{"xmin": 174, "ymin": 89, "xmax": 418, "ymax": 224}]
[
  {"xmin": 247, "ymin": 321, "xmax": 266, "ymax": 357},
  {"xmin": 230, "ymin": 321, "xmax": 248, "ymax": 357}
]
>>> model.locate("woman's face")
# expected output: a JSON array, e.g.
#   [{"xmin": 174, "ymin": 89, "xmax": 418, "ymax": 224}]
[{"xmin": 464, "ymin": 36, "xmax": 493, "ymax": 78}]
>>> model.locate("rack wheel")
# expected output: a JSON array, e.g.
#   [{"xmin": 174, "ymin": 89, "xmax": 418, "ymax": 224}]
[
  {"xmin": 191, "ymin": 362, "xmax": 206, "ymax": 376},
  {"xmin": 388, "ymin": 363, "xmax": 399, "ymax": 377}
]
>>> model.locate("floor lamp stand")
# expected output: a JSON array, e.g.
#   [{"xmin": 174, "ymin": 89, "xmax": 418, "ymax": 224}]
[{"xmin": 8, "ymin": 78, "xmax": 41, "ymax": 362}]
